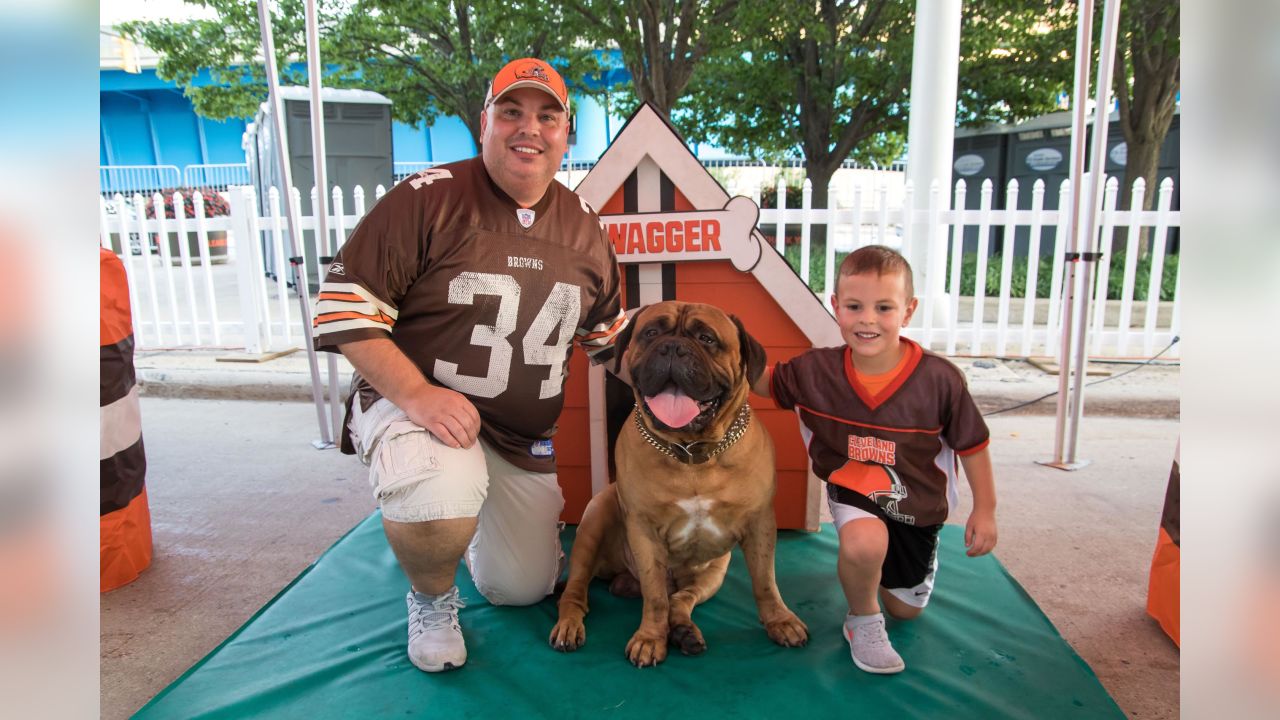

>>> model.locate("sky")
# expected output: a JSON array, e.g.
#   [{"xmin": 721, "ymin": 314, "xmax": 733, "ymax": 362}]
[{"xmin": 100, "ymin": 0, "xmax": 215, "ymax": 25}]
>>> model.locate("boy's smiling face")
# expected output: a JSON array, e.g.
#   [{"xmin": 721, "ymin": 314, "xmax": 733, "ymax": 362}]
[{"xmin": 830, "ymin": 270, "xmax": 919, "ymax": 374}]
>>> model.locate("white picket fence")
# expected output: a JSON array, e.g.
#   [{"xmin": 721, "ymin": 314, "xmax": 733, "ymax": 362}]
[
  {"xmin": 744, "ymin": 174, "xmax": 1180, "ymax": 359},
  {"xmin": 98, "ymin": 174, "xmax": 1180, "ymax": 360}
]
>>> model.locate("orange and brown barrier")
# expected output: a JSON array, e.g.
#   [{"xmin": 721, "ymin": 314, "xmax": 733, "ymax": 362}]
[
  {"xmin": 100, "ymin": 248, "xmax": 152, "ymax": 592},
  {"xmin": 1146, "ymin": 441, "xmax": 1179, "ymax": 645}
]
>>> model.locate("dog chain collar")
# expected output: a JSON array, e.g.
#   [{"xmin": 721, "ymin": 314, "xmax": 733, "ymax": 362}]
[{"xmin": 633, "ymin": 403, "xmax": 752, "ymax": 465}]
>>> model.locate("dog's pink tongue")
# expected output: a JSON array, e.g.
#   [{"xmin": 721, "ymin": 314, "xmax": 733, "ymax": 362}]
[{"xmin": 645, "ymin": 387, "xmax": 701, "ymax": 428}]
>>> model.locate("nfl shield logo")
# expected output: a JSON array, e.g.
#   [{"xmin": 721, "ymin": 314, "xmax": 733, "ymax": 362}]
[{"xmin": 516, "ymin": 208, "xmax": 535, "ymax": 228}]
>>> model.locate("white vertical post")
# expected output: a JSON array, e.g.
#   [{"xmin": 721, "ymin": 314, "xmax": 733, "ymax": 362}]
[
  {"xmin": 1117, "ymin": 178, "xmax": 1146, "ymax": 355},
  {"xmin": 257, "ymin": 0, "xmax": 332, "ymax": 446},
  {"xmin": 995, "ymin": 179, "xmax": 1019, "ymax": 356},
  {"xmin": 113, "ymin": 194, "xmax": 143, "ymax": 344},
  {"xmin": 800, "ymin": 179, "xmax": 812, "ymax": 286},
  {"xmin": 1043, "ymin": 0, "xmax": 1096, "ymax": 469},
  {"xmin": 1045, "ymin": 180, "xmax": 1072, "ymax": 358},
  {"xmin": 905, "ymin": 0, "xmax": 961, "ymax": 332},
  {"xmin": 1141, "ymin": 178, "xmax": 1175, "ymax": 355},
  {"xmin": 156, "ymin": 192, "xmax": 183, "ymax": 346},
  {"xmin": 268, "ymin": 188, "xmax": 292, "ymax": 345},
  {"xmin": 1090, "ymin": 177, "xmax": 1121, "ymax": 354},
  {"xmin": 229, "ymin": 188, "xmax": 265, "ymax": 354},
  {"xmin": 972, "ymin": 179, "xmax": 994, "ymax": 353},
  {"xmin": 920, "ymin": 179, "xmax": 941, "ymax": 349},
  {"xmin": 775, "ymin": 176, "xmax": 787, "ymax": 254},
  {"xmin": 946, "ymin": 180, "xmax": 966, "ymax": 356},
  {"xmin": 1021, "ymin": 179, "xmax": 1046, "ymax": 356},
  {"xmin": 1064, "ymin": 0, "xmax": 1123, "ymax": 465},
  {"xmin": 193, "ymin": 195, "xmax": 221, "ymax": 345},
  {"xmin": 174, "ymin": 194, "xmax": 201, "ymax": 344}
]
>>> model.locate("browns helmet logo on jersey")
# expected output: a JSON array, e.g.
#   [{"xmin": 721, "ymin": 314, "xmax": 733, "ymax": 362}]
[{"xmin": 829, "ymin": 460, "xmax": 915, "ymax": 525}]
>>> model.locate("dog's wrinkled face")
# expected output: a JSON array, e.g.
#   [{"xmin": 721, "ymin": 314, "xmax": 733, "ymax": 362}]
[{"xmin": 620, "ymin": 301, "xmax": 766, "ymax": 438}]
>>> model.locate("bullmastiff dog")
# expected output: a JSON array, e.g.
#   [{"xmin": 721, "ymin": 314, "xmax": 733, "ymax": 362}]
[{"xmin": 549, "ymin": 301, "xmax": 809, "ymax": 666}]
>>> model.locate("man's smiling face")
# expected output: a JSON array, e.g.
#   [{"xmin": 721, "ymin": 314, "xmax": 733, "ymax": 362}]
[{"xmin": 479, "ymin": 87, "xmax": 569, "ymax": 207}]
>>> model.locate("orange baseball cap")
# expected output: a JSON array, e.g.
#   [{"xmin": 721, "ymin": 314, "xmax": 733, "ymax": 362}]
[{"xmin": 486, "ymin": 58, "xmax": 570, "ymax": 113}]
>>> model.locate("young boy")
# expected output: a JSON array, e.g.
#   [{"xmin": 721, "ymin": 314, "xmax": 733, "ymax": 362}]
[{"xmin": 753, "ymin": 245, "xmax": 997, "ymax": 674}]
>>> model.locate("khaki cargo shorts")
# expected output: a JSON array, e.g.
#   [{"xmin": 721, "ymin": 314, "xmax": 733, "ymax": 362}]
[{"xmin": 349, "ymin": 398, "xmax": 565, "ymax": 605}]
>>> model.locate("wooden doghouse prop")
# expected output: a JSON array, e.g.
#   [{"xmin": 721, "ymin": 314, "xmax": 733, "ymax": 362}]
[{"xmin": 555, "ymin": 103, "xmax": 840, "ymax": 531}]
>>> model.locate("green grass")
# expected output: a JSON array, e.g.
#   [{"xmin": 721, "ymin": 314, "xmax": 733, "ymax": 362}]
[{"xmin": 781, "ymin": 244, "xmax": 1179, "ymax": 302}]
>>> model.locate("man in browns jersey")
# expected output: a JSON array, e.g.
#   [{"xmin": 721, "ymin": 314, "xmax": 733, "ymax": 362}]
[
  {"xmin": 752, "ymin": 245, "xmax": 997, "ymax": 675},
  {"xmin": 312, "ymin": 58, "xmax": 627, "ymax": 673}
]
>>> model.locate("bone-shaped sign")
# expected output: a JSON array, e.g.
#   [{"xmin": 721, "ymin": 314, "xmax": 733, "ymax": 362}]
[{"xmin": 602, "ymin": 195, "xmax": 762, "ymax": 272}]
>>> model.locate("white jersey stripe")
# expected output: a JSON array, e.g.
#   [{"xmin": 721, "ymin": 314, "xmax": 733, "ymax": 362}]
[
  {"xmin": 312, "ymin": 317, "xmax": 393, "ymax": 338},
  {"xmin": 318, "ymin": 281, "xmax": 399, "ymax": 321}
]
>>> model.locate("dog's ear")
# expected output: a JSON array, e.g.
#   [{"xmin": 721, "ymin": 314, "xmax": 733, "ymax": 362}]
[
  {"xmin": 610, "ymin": 305, "xmax": 648, "ymax": 373},
  {"xmin": 732, "ymin": 314, "xmax": 767, "ymax": 386}
]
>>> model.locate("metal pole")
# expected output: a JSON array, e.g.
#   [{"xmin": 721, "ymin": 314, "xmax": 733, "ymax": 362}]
[
  {"xmin": 256, "ymin": 0, "xmax": 333, "ymax": 447},
  {"xmin": 1040, "ymin": 0, "xmax": 1093, "ymax": 470},
  {"xmin": 1065, "ymin": 0, "xmax": 1123, "ymax": 464},
  {"xmin": 302, "ymin": 0, "xmax": 344, "ymax": 447}
]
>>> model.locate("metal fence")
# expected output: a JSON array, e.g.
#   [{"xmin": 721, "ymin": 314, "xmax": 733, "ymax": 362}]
[{"xmin": 182, "ymin": 163, "xmax": 253, "ymax": 190}]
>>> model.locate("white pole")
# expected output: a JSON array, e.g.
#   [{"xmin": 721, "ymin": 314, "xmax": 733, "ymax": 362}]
[
  {"xmin": 303, "ymin": 0, "xmax": 344, "ymax": 447},
  {"xmin": 904, "ymin": 0, "xmax": 962, "ymax": 326},
  {"xmin": 257, "ymin": 0, "xmax": 333, "ymax": 447},
  {"xmin": 1041, "ymin": 0, "xmax": 1094, "ymax": 470},
  {"xmin": 1065, "ymin": 0, "xmax": 1123, "ymax": 464}
]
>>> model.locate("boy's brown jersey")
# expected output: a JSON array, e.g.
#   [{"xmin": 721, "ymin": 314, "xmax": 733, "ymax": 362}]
[
  {"xmin": 770, "ymin": 339, "xmax": 989, "ymax": 526},
  {"xmin": 312, "ymin": 157, "xmax": 626, "ymax": 473}
]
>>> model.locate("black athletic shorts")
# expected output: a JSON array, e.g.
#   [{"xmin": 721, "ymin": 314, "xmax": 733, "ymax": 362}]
[{"xmin": 827, "ymin": 483, "xmax": 942, "ymax": 592}]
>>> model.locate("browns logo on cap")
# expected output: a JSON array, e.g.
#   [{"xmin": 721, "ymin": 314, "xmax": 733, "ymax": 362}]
[{"xmin": 486, "ymin": 57, "xmax": 570, "ymax": 113}]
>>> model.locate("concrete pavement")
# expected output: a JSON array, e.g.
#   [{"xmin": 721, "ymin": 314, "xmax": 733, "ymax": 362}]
[{"xmin": 134, "ymin": 345, "xmax": 1180, "ymax": 419}]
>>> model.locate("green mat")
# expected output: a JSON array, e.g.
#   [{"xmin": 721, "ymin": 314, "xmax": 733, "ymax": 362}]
[{"xmin": 135, "ymin": 514, "xmax": 1122, "ymax": 719}]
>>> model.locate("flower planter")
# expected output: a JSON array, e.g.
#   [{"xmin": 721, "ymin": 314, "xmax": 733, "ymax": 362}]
[{"xmin": 149, "ymin": 230, "xmax": 229, "ymax": 265}]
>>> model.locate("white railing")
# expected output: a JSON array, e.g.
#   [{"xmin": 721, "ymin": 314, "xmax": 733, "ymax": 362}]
[
  {"xmin": 182, "ymin": 163, "xmax": 252, "ymax": 191},
  {"xmin": 99, "ymin": 175, "xmax": 1179, "ymax": 360},
  {"xmin": 393, "ymin": 162, "xmax": 439, "ymax": 182},
  {"xmin": 99, "ymin": 165, "xmax": 182, "ymax": 199}
]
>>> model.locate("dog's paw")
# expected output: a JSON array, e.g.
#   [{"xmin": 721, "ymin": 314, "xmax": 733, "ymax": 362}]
[
  {"xmin": 625, "ymin": 631, "xmax": 668, "ymax": 667},
  {"xmin": 668, "ymin": 622, "xmax": 707, "ymax": 656},
  {"xmin": 548, "ymin": 618, "xmax": 586, "ymax": 652},
  {"xmin": 764, "ymin": 612, "xmax": 810, "ymax": 647}
]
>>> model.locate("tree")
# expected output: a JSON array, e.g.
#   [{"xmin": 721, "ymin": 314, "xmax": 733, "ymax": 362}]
[
  {"xmin": 566, "ymin": 0, "xmax": 741, "ymax": 118},
  {"xmin": 681, "ymin": 0, "xmax": 914, "ymax": 225},
  {"xmin": 1111, "ymin": 0, "xmax": 1178, "ymax": 227},
  {"xmin": 120, "ymin": 0, "xmax": 602, "ymax": 149},
  {"xmin": 680, "ymin": 1, "xmax": 1074, "ymax": 231}
]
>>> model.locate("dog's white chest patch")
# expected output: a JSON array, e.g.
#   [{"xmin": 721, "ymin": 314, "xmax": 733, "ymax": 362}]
[{"xmin": 673, "ymin": 497, "xmax": 723, "ymax": 542}]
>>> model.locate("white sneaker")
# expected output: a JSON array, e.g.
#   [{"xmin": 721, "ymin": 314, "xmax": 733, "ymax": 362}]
[
  {"xmin": 406, "ymin": 586, "xmax": 467, "ymax": 672},
  {"xmin": 844, "ymin": 613, "xmax": 905, "ymax": 674}
]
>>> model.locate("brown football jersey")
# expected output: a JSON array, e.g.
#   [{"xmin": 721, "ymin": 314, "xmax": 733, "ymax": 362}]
[
  {"xmin": 312, "ymin": 157, "xmax": 626, "ymax": 472},
  {"xmin": 771, "ymin": 339, "xmax": 989, "ymax": 526}
]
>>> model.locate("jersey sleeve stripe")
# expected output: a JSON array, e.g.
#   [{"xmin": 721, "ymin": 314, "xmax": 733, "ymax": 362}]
[
  {"xmin": 956, "ymin": 437, "xmax": 991, "ymax": 456},
  {"xmin": 314, "ymin": 310, "xmax": 395, "ymax": 326},
  {"xmin": 575, "ymin": 311, "xmax": 628, "ymax": 346},
  {"xmin": 310, "ymin": 317, "xmax": 393, "ymax": 338},
  {"xmin": 317, "ymin": 281, "xmax": 399, "ymax": 320}
]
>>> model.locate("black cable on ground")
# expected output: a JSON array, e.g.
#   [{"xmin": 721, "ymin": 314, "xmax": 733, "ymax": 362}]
[{"xmin": 982, "ymin": 336, "xmax": 1180, "ymax": 417}]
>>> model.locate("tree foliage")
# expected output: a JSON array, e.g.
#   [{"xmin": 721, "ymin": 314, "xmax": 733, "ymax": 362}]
[
  {"xmin": 564, "ymin": 0, "xmax": 741, "ymax": 118},
  {"xmin": 120, "ymin": 0, "xmax": 602, "ymax": 148},
  {"xmin": 677, "ymin": 0, "xmax": 1074, "ymax": 219},
  {"xmin": 119, "ymin": 0, "xmax": 312, "ymax": 122}
]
